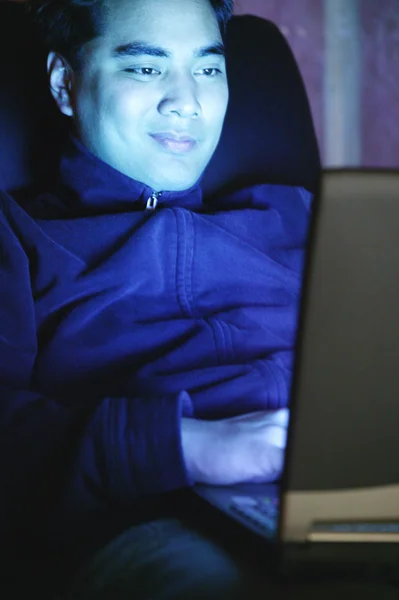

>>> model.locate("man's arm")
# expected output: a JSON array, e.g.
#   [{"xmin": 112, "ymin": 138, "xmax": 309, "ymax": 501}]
[
  {"xmin": 0, "ymin": 212, "xmax": 193, "ymax": 546},
  {"xmin": 0, "ymin": 203, "xmax": 287, "ymax": 555}
]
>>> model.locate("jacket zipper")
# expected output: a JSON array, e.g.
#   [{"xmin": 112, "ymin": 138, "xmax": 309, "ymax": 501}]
[{"xmin": 146, "ymin": 191, "xmax": 162, "ymax": 211}]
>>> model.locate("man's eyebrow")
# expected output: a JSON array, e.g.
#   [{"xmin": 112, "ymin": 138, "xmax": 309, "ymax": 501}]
[
  {"xmin": 194, "ymin": 42, "xmax": 225, "ymax": 58},
  {"xmin": 113, "ymin": 41, "xmax": 225, "ymax": 59}
]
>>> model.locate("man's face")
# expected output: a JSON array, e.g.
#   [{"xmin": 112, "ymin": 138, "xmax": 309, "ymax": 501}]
[{"xmin": 64, "ymin": 0, "xmax": 229, "ymax": 192}]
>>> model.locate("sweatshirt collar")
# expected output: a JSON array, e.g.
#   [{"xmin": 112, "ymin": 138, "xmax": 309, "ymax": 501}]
[{"xmin": 56, "ymin": 135, "xmax": 204, "ymax": 215}]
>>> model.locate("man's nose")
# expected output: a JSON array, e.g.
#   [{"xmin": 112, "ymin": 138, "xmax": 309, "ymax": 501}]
[{"xmin": 158, "ymin": 74, "xmax": 201, "ymax": 119}]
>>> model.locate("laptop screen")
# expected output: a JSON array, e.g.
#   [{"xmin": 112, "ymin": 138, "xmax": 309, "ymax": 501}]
[{"xmin": 281, "ymin": 170, "xmax": 399, "ymax": 543}]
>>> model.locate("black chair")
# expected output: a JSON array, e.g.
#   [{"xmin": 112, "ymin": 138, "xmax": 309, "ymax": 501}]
[{"xmin": 0, "ymin": 1, "xmax": 320, "ymax": 199}]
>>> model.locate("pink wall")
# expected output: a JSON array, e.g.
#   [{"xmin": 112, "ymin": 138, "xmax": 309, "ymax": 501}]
[
  {"xmin": 234, "ymin": 0, "xmax": 399, "ymax": 168},
  {"xmin": 362, "ymin": 0, "xmax": 399, "ymax": 168}
]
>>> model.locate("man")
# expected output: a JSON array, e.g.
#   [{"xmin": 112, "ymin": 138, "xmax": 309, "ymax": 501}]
[{"xmin": 0, "ymin": 0, "xmax": 311, "ymax": 596}]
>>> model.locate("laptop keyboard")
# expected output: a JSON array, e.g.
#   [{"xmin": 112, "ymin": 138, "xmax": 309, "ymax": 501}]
[{"xmin": 229, "ymin": 495, "xmax": 280, "ymax": 532}]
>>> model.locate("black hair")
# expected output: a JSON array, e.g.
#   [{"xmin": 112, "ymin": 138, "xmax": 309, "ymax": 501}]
[{"xmin": 27, "ymin": 0, "xmax": 234, "ymax": 70}]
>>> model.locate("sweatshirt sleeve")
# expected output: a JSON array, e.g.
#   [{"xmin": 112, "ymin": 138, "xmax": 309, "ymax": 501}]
[{"xmin": 0, "ymin": 208, "xmax": 194, "ymax": 548}]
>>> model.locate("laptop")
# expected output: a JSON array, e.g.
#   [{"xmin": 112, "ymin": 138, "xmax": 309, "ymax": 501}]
[{"xmin": 195, "ymin": 170, "xmax": 399, "ymax": 580}]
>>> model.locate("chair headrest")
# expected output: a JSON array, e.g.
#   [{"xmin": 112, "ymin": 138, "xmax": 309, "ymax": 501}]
[{"xmin": 0, "ymin": 2, "xmax": 320, "ymax": 197}]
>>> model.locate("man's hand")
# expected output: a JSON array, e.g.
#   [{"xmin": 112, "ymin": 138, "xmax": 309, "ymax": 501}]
[{"xmin": 181, "ymin": 409, "xmax": 289, "ymax": 486}]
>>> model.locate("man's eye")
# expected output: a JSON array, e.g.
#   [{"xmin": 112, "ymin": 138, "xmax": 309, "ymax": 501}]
[
  {"xmin": 197, "ymin": 68, "xmax": 222, "ymax": 77},
  {"xmin": 124, "ymin": 67, "xmax": 160, "ymax": 77}
]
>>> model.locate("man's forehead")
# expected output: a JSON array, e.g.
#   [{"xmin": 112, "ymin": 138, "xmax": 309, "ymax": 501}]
[
  {"xmin": 105, "ymin": 0, "xmax": 216, "ymax": 21},
  {"xmin": 91, "ymin": 0, "xmax": 224, "ymax": 60},
  {"xmin": 102, "ymin": 0, "xmax": 220, "ymax": 37}
]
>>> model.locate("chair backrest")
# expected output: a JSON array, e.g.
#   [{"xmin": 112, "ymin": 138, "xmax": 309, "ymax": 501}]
[{"xmin": 0, "ymin": 2, "xmax": 320, "ymax": 198}]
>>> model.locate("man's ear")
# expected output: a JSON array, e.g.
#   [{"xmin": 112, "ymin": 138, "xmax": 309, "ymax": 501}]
[{"xmin": 47, "ymin": 52, "xmax": 74, "ymax": 117}]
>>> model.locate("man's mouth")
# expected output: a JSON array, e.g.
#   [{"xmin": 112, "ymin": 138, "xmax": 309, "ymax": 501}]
[{"xmin": 150, "ymin": 132, "xmax": 198, "ymax": 154}]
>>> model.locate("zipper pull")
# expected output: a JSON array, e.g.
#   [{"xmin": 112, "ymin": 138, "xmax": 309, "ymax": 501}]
[{"xmin": 146, "ymin": 191, "xmax": 162, "ymax": 211}]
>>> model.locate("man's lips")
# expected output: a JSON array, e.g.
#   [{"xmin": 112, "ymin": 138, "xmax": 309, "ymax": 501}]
[{"xmin": 150, "ymin": 133, "xmax": 197, "ymax": 154}]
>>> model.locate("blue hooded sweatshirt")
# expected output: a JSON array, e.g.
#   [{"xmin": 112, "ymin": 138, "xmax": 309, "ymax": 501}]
[{"xmin": 0, "ymin": 136, "xmax": 312, "ymax": 561}]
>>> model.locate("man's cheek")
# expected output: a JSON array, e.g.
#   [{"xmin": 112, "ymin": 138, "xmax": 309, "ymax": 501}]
[{"xmin": 114, "ymin": 83, "xmax": 144, "ymax": 116}]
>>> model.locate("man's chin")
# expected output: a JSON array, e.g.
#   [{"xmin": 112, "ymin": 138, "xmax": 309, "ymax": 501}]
[
  {"xmin": 150, "ymin": 172, "xmax": 201, "ymax": 193},
  {"xmin": 162, "ymin": 181, "xmax": 198, "ymax": 193}
]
